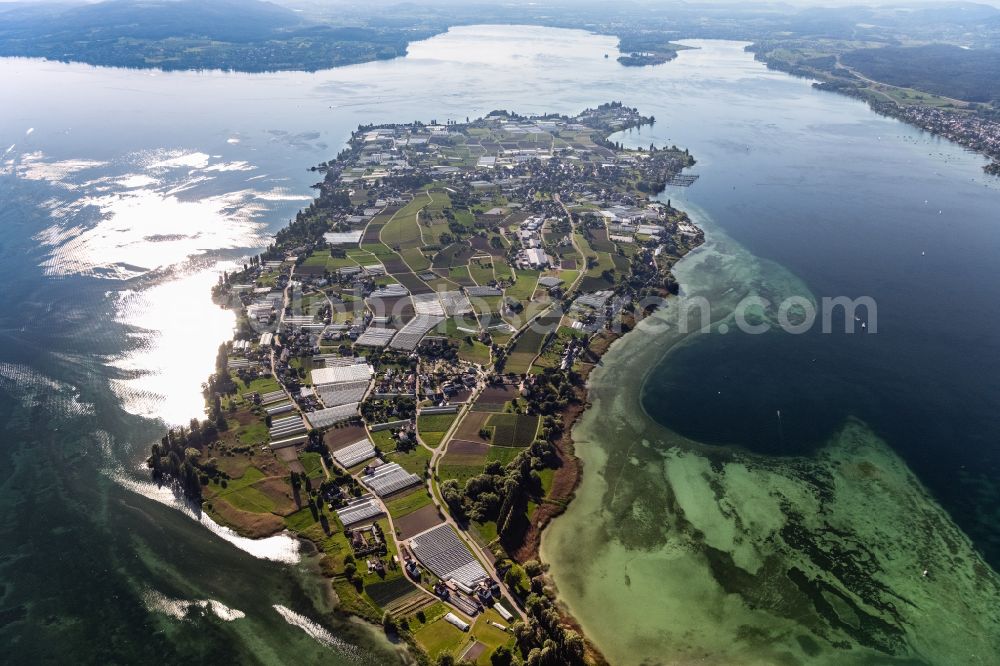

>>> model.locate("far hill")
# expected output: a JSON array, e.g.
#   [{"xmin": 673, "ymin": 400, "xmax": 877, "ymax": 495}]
[
  {"xmin": 0, "ymin": 0, "xmax": 436, "ymax": 72},
  {"xmin": 841, "ymin": 44, "xmax": 1000, "ymax": 104}
]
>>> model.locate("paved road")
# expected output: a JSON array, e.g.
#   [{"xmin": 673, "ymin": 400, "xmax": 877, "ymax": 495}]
[
  {"xmin": 268, "ymin": 263, "xmax": 313, "ymax": 430},
  {"xmin": 418, "ymin": 375, "xmax": 525, "ymax": 620}
]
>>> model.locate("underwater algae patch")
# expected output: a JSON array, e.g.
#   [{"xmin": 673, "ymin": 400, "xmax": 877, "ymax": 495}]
[
  {"xmin": 550, "ymin": 406, "xmax": 1000, "ymax": 665},
  {"xmin": 542, "ymin": 217, "xmax": 1000, "ymax": 665}
]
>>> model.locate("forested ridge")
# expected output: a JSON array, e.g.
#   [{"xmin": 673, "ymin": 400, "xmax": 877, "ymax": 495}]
[{"xmin": 842, "ymin": 44, "xmax": 1000, "ymax": 103}]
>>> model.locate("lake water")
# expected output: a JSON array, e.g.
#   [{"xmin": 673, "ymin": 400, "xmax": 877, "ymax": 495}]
[{"xmin": 2, "ymin": 26, "xmax": 998, "ymax": 664}]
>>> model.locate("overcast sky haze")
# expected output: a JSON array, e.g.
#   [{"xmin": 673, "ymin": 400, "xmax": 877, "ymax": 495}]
[{"xmin": 2, "ymin": 0, "xmax": 1000, "ymax": 6}]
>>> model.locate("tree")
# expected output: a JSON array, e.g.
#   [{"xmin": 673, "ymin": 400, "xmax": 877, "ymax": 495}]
[
  {"xmin": 382, "ymin": 612, "xmax": 397, "ymax": 634},
  {"xmin": 563, "ymin": 630, "xmax": 586, "ymax": 662},
  {"xmin": 490, "ymin": 645, "xmax": 513, "ymax": 666},
  {"xmin": 504, "ymin": 563, "xmax": 530, "ymax": 598}
]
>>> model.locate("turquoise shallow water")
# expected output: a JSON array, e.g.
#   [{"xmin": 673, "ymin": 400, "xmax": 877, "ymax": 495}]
[
  {"xmin": 542, "ymin": 216, "xmax": 1000, "ymax": 665},
  {"xmin": 2, "ymin": 29, "xmax": 999, "ymax": 662}
]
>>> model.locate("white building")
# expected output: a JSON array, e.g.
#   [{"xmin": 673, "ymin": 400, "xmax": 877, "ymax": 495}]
[{"xmin": 524, "ymin": 248, "xmax": 548, "ymax": 268}]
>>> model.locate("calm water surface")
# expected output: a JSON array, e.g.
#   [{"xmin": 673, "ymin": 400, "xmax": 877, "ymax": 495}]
[{"xmin": 2, "ymin": 27, "xmax": 998, "ymax": 663}]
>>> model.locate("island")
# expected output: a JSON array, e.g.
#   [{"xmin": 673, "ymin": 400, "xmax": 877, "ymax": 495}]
[
  {"xmin": 147, "ymin": 102, "xmax": 703, "ymax": 665},
  {"xmin": 615, "ymin": 36, "xmax": 693, "ymax": 67}
]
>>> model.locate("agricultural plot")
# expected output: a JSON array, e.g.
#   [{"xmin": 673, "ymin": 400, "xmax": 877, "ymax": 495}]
[
  {"xmin": 382, "ymin": 196, "xmax": 429, "ymax": 249},
  {"xmin": 387, "ymin": 444, "xmax": 432, "ymax": 475},
  {"xmin": 485, "ymin": 413, "xmax": 539, "ymax": 447},
  {"xmin": 503, "ymin": 314, "xmax": 559, "ymax": 374},
  {"xmin": 400, "ymin": 247, "xmax": 432, "ymax": 273},
  {"xmin": 299, "ymin": 451, "xmax": 326, "ymax": 480},
  {"xmin": 422, "ymin": 275, "xmax": 459, "ymax": 293},
  {"xmin": 425, "ymin": 189, "xmax": 452, "ymax": 211},
  {"xmin": 432, "ymin": 242, "xmax": 476, "ymax": 270},
  {"xmin": 394, "ymin": 271, "xmax": 434, "ymax": 295},
  {"xmin": 558, "ymin": 269, "xmax": 580, "ymax": 289},
  {"xmin": 365, "ymin": 576, "xmax": 416, "ymax": 609},
  {"xmin": 491, "ymin": 257, "xmax": 514, "ymax": 281},
  {"xmin": 485, "ymin": 445, "xmax": 521, "ymax": 467},
  {"xmin": 451, "ymin": 411, "xmax": 492, "ymax": 441},
  {"xmin": 323, "ymin": 424, "xmax": 370, "ymax": 450},
  {"xmin": 384, "ymin": 486, "xmax": 434, "ymax": 519},
  {"xmin": 362, "ymin": 208, "xmax": 399, "ymax": 244},
  {"xmin": 560, "ymin": 257, "xmax": 578, "ymax": 270},
  {"xmin": 469, "ymin": 234, "xmax": 508, "ymax": 258},
  {"xmin": 206, "ymin": 464, "xmax": 298, "ymax": 529},
  {"xmin": 452, "ymin": 208, "xmax": 475, "ymax": 228},
  {"xmin": 468, "ymin": 258, "xmax": 495, "ymax": 285},
  {"xmin": 425, "ymin": 222, "xmax": 453, "ymax": 246},
  {"xmin": 395, "ymin": 503, "xmax": 445, "ymax": 540},
  {"xmin": 298, "ymin": 250, "xmax": 347, "ymax": 276},
  {"xmin": 573, "ymin": 232, "xmax": 595, "ymax": 259},
  {"xmin": 472, "ymin": 385, "xmax": 516, "ymax": 412},
  {"xmin": 439, "ymin": 439, "xmax": 489, "ymax": 488},
  {"xmin": 346, "ymin": 247, "xmax": 380, "ymax": 263},
  {"xmin": 366, "ymin": 294, "xmax": 414, "ymax": 323},
  {"xmin": 456, "ymin": 338, "xmax": 491, "ymax": 366},
  {"xmin": 505, "ymin": 269, "xmax": 539, "ymax": 302},
  {"xmin": 578, "ymin": 273, "xmax": 615, "ymax": 293},
  {"xmin": 470, "ymin": 294, "xmax": 502, "ymax": 321},
  {"xmin": 447, "ymin": 266, "xmax": 475, "ymax": 286},
  {"xmin": 587, "ymin": 226, "xmax": 617, "ymax": 253},
  {"xmin": 417, "ymin": 413, "xmax": 458, "ymax": 448}
]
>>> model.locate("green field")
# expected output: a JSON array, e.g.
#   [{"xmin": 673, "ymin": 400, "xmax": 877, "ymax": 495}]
[
  {"xmin": 381, "ymin": 195, "xmax": 428, "ymax": 248},
  {"xmin": 237, "ymin": 375, "xmax": 281, "ymax": 397},
  {"xmin": 299, "ymin": 451, "xmax": 325, "ymax": 479},
  {"xmin": 400, "ymin": 246, "xmax": 432, "ymax": 272},
  {"xmin": 505, "ymin": 269, "xmax": 540, "ymax": 302},
  {"xmin": 438, "ymin": 460, "xmax": 486, "ymax": 488},
  {"xmin": 448, "ymin": 265, "xmax": 475, "ymax": 286},
  {"xmin": 418, "ymin": 413, "xmax": 458, "ymax": 447},
  {"xmin": 486, "ymin": 413, "xmax": 539, "ymax": 447},
  {"xmin": 492, "ymin": 256, "xmax": 513, "ymax": 281},
  {"xmin": 486, "ymin": 446, "xmax": 521, "ymax": 465},
  {"xmin": 456, "ymin": 338, "xmax": 491, "ymax": 366},
  {"xmin": 412, "ymin": 608, "xmax": 514, "ymax": 662},
  {"xmin": 413, "ymin": 615, "xmax": 467, "ymax": 659},
  {"xmin": 504, "ymin": 320, "xmax": 556, "ymax": 374},
  {"xmin": 212, "ymin": 466, "xmax": 275, "ymax": 513},
  {"xmin": 387, "ymin": 445, "xmax": 432, "ymax": 475},
  {"xmin": 365, "ymin": 575, "xmax": 415, "ymax": 608},
  {"xmin": 418, "ymin": 413, "xmax": 459, "ymax": 432},
  {"xmin": 283, "ymin": 507, "xmax": 316, "ymax": 532},
  {"xmin": 468, "ymin": 258, "xmax": 495, "ymax": 285},
  {"xmin": 385, "ymin": 487, "xmax": 434, "ymax": 518},
  {"xmin": 370, "ymin": 428, "xmax": 398, "ymax": 452}
]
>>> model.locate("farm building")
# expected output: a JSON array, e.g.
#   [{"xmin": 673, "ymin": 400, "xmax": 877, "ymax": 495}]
[
  {"xmin": 408, "ymin": 523, "xmax": 490, "ymax": 590},
  {"xmin": 333, "ymin": 439, "xmax": 378, "ymax": 468},
  {"xmin": 362, "ymin": 462, "xmax": 422, "ymax": 497},
  {"xmin": 311, "ymin": 364, "xmax": 374, "ymax": 386},
  {"xmin": 324, "ymin": 231, "xmax": 364, "ymax": 245},
  {"xmin": 336, "ymin": 496, "xmax": 384, "ymax": 526},
  {"xmin": 306, "ymin": 402, "xmax": 361, "ymax": 427}
]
